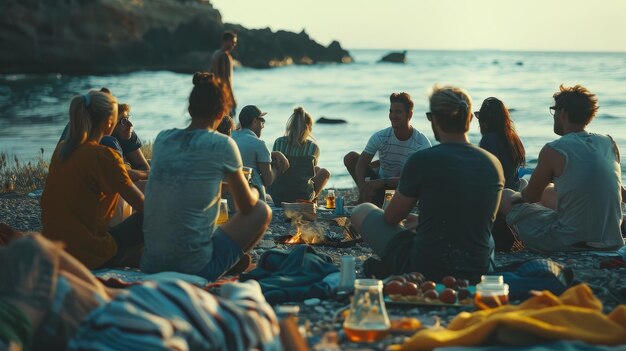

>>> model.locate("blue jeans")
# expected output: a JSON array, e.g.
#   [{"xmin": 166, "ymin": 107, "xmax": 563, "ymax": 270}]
[{"xmin": 196, "ymin": 228, "xmax": 244, "ymax": 281}]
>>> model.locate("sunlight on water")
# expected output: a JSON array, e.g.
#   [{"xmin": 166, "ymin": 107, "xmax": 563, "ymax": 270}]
[{"xmin": 1, "ymin": 50, "xmax": 625, "ymax": 187}]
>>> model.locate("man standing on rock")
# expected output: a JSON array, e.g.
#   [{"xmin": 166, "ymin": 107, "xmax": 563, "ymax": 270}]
[
  {"xmin": 211, "ymin": 31, "xmax": 237, "ymax": 116},
  {"xmin": 344, "ymin": 92, "xmax": 431, "ymax": 206},
  {"xmin": 232, "ymin": 105, "xmax": 289, "ymax": 202},
  {"xmin": 352, "ymin": 86, "xmax": 504, "ymax": 281},
  {"xmin": 499, "ymin": 84, "xmax": 625, "ymax": 252}
]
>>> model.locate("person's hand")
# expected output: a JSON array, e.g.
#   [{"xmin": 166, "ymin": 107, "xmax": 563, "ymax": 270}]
[
  {"xmin": 271, "ymin": 151, "xmax": 289, "ymax": 173},
  {"xmin": 359, "ymin": 179, "xmax": 384, "ymax": 203},
  {"xmin": 401, "ymin": 213, "xmax": 419, "ymax": 231}
]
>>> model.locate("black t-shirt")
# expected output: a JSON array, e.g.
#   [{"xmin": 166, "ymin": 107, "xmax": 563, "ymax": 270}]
[{"xmin": 397, "ymin": 143, "xmax": 504, "ymax": 279}]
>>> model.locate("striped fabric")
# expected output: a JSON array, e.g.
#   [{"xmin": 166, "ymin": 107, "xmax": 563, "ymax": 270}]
[
  {"xmin": 273, "ymin": 137, "xmax": 320, "ymax": 164},
  {"xmin": 68, "ymin": 280, "xmax": 282, "ymax": 351},
  {"xmin": 363, "ymin": 126, "xmax": 431, "ymax": 178}
]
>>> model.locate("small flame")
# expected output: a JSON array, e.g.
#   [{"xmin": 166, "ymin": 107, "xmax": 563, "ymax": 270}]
[
  {"xmin": 285, "ymin": 226, "xmax": 303, "ymax": 244},
  {"xmin": 283, "ymin": 214, "xmax": 325, "ymax": 245}
]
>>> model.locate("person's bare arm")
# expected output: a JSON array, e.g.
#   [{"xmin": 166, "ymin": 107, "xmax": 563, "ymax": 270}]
[
  {"xmin": 118, "ymin": 183, "xmax": 145, "ymax": 212},
  {"xmin": 226, "ymin": 169, "xmax": 259, "ymax": 214},
  {"xmin": 355, "ymin": 152, "xmax": 375, "ymax": 188},
  {"xmin": 520, "ymin": 145, "xmax": 563, "ymax": 203},
  {"xmin": 125, "ymin": 149, "xmax": 150, "ymax": 171},
  {"xmin": 125, "ymin": 168, "xmax": 149, "ymax": 182},
  {"xmin": 383, "ymin": 191, "xmax": 417, "ymax": 225},
  {"xmin": 258, "ymin": 162, "xmax": 274, "ymax": 188}
]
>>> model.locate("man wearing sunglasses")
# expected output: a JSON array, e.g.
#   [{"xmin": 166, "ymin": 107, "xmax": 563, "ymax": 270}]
[
  {"xmin": 232, "ymin": 105, "xmax": 289, "ymax": 201},
  {"xmin": 500, "ymin": 85, "xmax": 624, "ymax": 252}
]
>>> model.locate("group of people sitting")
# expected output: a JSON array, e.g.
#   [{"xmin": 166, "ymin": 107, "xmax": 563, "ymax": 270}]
[{"xmin": 0, "ymin": 71, "xmax": 624, "ymax": 349}]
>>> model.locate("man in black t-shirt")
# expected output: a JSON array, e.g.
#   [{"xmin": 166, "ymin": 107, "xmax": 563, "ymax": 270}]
[{"xmin": 351, "ymin": 86, "xmax": 504, "ymax": 281}]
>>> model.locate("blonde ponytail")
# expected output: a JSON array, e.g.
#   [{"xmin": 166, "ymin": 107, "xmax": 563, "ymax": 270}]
[{"xmin": 285, "ymin": 107, "xmax": 313, "ymax": 145}]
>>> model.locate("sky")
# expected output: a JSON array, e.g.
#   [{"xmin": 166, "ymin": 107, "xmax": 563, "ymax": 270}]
[{"xmin": 211, "ymin": 0, "xmax": 626, "ymax": 52}]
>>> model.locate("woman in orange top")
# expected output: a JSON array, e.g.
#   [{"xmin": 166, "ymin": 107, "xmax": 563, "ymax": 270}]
[{"xmin": 41, "ymin": 90, "xmax": 145, "ymax": 269}]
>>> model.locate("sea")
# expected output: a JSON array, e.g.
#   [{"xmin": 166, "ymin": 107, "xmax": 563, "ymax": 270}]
[{"xmin": 1, "ymin": 49, "xmax": 626, "ymax": 188}]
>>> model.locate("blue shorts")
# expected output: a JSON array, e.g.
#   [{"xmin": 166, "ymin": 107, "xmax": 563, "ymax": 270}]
[{"xmin": 196, "ymin": 228, "xmax": 244, "ymax": 281}]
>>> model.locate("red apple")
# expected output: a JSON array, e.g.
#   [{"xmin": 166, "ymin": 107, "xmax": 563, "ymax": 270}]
[
  {"xmin": 388, "ymin": 275, "xmax": 407, "ymax": 284},
  {"xmin": 457, "ymin": 288, "xmax": 472, "ymax": 300},
  {"xmin": 421, "ymin": 281, "xmax": 436, "ymax": 292},
  {"xmin": 442, "ymin": 276, "xmax": 457, "ymax": 289},
  {"xmin": 424, "ymin": 289, "xmax": 439, "ymax": 300},
  {"xmin": 455, "ymin": 279, "xmax": 469, "ymax": 289},
  {"xmin": 439, "ymin": 288, "xmax": 457, "ymax": 304},
  {"xmin": 384, "ymin": 281, "xmax": 403, "ymax": 295},
  {"xmin": 400, "ymin": 282, "xmax": 419, "ymax": 296}
]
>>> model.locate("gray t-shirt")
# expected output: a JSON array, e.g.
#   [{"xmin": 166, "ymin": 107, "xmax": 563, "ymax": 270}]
[
  {"xmin": 232, "ymin": 129, "xmax": 271, "ymax": 198},
  {"xmin": 397, "ymin": 143, "xmax": 504, "ymax": 279},
  {"xmin": 364, "ymin": 126, "xmax": 431, "ymax": 178},
  {"xmin": 142, "ymin": 129, "xmax": 242, "ymax": 274}
]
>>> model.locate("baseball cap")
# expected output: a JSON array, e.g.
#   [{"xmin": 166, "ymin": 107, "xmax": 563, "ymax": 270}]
[{"xmin": 239, "ymin": 105, "xmax": 267, "ymax": 127}]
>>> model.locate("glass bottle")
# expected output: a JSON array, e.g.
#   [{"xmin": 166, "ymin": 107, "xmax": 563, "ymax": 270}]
[
  {"xmin": 474, "ymin": 275, "xmax": 509, "ymax": 309},
  {"xmin": 381, "ymin": 190, "xmax": 395, "ymax": 210},
  {"xmin": 343, "ymin": 279, "xmax": 390, "ymax": 342},
  {"xmin": 216, "ymin": 199, "xmax": 229, "ymax": 225}
]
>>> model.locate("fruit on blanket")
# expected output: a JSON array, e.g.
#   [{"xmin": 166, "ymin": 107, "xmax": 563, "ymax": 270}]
[
  {"xmin": 457, "ymin": 288, "xmax": 472, "ymax": 300},
  {"xmin": 389, "ymin": 275, "xmax": 407, "ymax": 284},
  {"xmin": 384, "ymin": 280, "xmax": 403, "ymax": 295},
  {"xmin": 442, "ymin": 276, "xmax": 457, "ymax": 289},
  {"xmin": 400, "ymin": 282, "xmax": 419, "ymax": 296},
  {"xmin": 420, "ymin": 281, "xmax": 436, "ymax": 292},
  {"xmin": 406, "ymin": 272, "xmax": 425, "ymax": 284},
  {"xmin": 424, "ymin": 289, "xmax": 438, "ymax": 300},
  {"xmin": 455, "ymin": 279, "xmax": 469, "ymax": 289},
  {"xmin": 439, "ymin": 288, "xmax": 457, "ymax": 304}
]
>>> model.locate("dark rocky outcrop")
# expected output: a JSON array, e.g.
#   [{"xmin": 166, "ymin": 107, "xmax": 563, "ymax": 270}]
[
  {"xmin": 380, "ymin": 51, "xmax": 407, "ymax": 64},
  {"xmin": 316, "ymin": 117, "xmax": 347, "ymax": 124},
  {"xmin": 0, "ymin": 0, "xmax": 352, "ymax": 74}
]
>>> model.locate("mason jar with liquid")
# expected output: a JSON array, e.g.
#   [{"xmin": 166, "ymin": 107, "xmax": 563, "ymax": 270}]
[{"xmin": 474, "ymin": 275, "xmax": 509, "ymax": 309}]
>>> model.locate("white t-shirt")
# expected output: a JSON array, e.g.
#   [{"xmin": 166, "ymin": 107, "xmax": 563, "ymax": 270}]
[
  {"xmin": 364, "ymin": 126, "xmax": 431, "ymax": 178},
  {"xmin": 232, "ymin": 128, "xmax": 272, "ymax": 198},
  {"xmin": 142, "ymin": 129, "xmax": 242, "ymax": 275}
]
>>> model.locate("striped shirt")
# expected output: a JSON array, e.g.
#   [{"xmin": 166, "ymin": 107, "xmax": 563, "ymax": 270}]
[
  {"xmin": 273, "ymin": 137, "xmax": 320, "ymax": 165},
  {"xmin": 68, "ymin": 280, "xmax": 281, "ymax": 351},
  {"xmin": 364, "ymin": 127, "xmax": 431, "ymax": 178}
]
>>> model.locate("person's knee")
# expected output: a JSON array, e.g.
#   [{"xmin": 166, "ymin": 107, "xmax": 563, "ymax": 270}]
[
  {"xmin": 499, "ymin": 189, "xmax": 517, "ymax": 216},
  {"xmin": 344, "ymin": 151, "xmax": 358, "ymax": 168},
  {"xmin": 319, "ymin": 167, "xmax": 331, "ymax": 180},
  {"xmin": 351, "ymin": 203, "xmax": 379, "ymax": 232}
]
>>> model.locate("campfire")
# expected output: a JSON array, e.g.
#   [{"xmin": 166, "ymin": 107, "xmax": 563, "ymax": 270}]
[
  {"xmin": 283, "ymin": 214, "xmax": 324, "ymax": 245},
  {"xmin": 277, "ymin": 215, "xmax": 362, "ymax": 247}
]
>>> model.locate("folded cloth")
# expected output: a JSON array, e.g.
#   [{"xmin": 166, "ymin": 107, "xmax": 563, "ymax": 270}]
[
  {"xmin": 496, "ymin": 258, "xmax": 574, "ymax": 301},
  {"xmin": 68, "ymin": 280, "xmax": 281, "ymax": 351},
  {"xmin": 391, "ymin": 284, "xmax": 626, "ymax": 350},
  {"xmin": 240, "ymin": 245, "xmax": 339, "ymax": 304}
]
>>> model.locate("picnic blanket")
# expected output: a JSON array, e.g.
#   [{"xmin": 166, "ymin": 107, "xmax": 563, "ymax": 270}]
[{"xmin": 391, "ymin": 284, "xmax": 626, "ymax": 350}]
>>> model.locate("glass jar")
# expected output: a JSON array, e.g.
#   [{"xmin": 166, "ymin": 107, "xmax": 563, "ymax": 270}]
[
  {"xmin": 343, "ymin": 279, "xmax": 390, "ymax": 342},
  {"xmin": 381, "ymin": 190, "xmax": 395, "ymax": 210},
  {"xmin": 474, "ymin": 275, "xmax": 509, "ymax": 309},
  {"xmin": 326, "ymin": 189, "xmax": 336, "ymax": 209}
]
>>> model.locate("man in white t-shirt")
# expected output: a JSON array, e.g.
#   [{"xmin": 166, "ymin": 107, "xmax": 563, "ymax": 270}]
[
  {"xmin": 344, "ymin": 92, "xmax": 431, "ymax": 206},
  {"xmin": 232, "ymin": 105, "xmax": 289, "ymax": 201}
]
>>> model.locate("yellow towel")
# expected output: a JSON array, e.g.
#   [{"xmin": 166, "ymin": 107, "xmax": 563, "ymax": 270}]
[{"xmin": 391, "ymin": 284, "xmax": 626, "ymax": 350}]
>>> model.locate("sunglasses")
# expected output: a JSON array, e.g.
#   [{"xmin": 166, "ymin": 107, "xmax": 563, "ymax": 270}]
[
  {"xmin": 549, "ymin": 106, "xmax": 558, "ymax": 116},
  {"xmin": 425, "ymin": 112, "xmax": 433, "ymax": 121},
  {"xmin": 119, "ymin": 117, "xmax": 132, "ymax": 126},
  {"xmin": 258, "ymin": 117, "xmax": 266, "ymax": 124}
]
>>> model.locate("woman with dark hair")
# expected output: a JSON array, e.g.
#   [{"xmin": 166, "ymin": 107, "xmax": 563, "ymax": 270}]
[
  {"xmin": 41, "ymin": 90, "xmax": 144, "ymax": 269},
  {"xmin": 269, "ymin": 107, "xmax": 330, "ymax": 205},
  {"xmin": 141, "ymin": 72, "xmax": 271, "ymax": 281},
  {"xmin": 477, "ymin": 97, "xmax": 526, "ymax": 191}
]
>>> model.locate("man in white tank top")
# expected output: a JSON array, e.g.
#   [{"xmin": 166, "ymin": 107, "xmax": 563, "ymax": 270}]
[{"xmin": 500, "ymin": 85, "xmax": 625, "ymax": 252}]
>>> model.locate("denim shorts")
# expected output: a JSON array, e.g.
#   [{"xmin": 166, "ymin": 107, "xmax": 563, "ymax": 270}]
[{"xmin": 196, "ymin": 228, "xmax": 244, "ymax": 281}]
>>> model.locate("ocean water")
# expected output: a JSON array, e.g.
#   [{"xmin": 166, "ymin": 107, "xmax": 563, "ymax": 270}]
[{"xmin": 1, "ymin": 49, "xmax": 626, "ymax": 188}]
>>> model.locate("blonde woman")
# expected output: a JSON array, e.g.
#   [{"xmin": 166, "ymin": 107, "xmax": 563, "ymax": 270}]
[
  {"xmin": 269, "ymin": 107, "xmax": 330, "ymax": 205},
  {"xmin": 41, "ymin": 90, "xmax": 144, "ymax": 269}
]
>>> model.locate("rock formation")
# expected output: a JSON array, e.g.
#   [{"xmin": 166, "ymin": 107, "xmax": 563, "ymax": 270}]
[
  {"xmin": 380, "ymin": 51, "xmax": 407, "ymax": 64},
  {"xmin": 316, "ymin": 117, "xmax": 347, "ymax": 124},
  {"xmin": 0, "ymin": 0, "xmax": 353, "ymax": 74}
]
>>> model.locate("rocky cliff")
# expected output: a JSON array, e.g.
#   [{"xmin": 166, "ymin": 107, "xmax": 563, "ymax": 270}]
[{"xmin": 0, "ymin": 0, "xmax": 352, "ymax": 74}]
